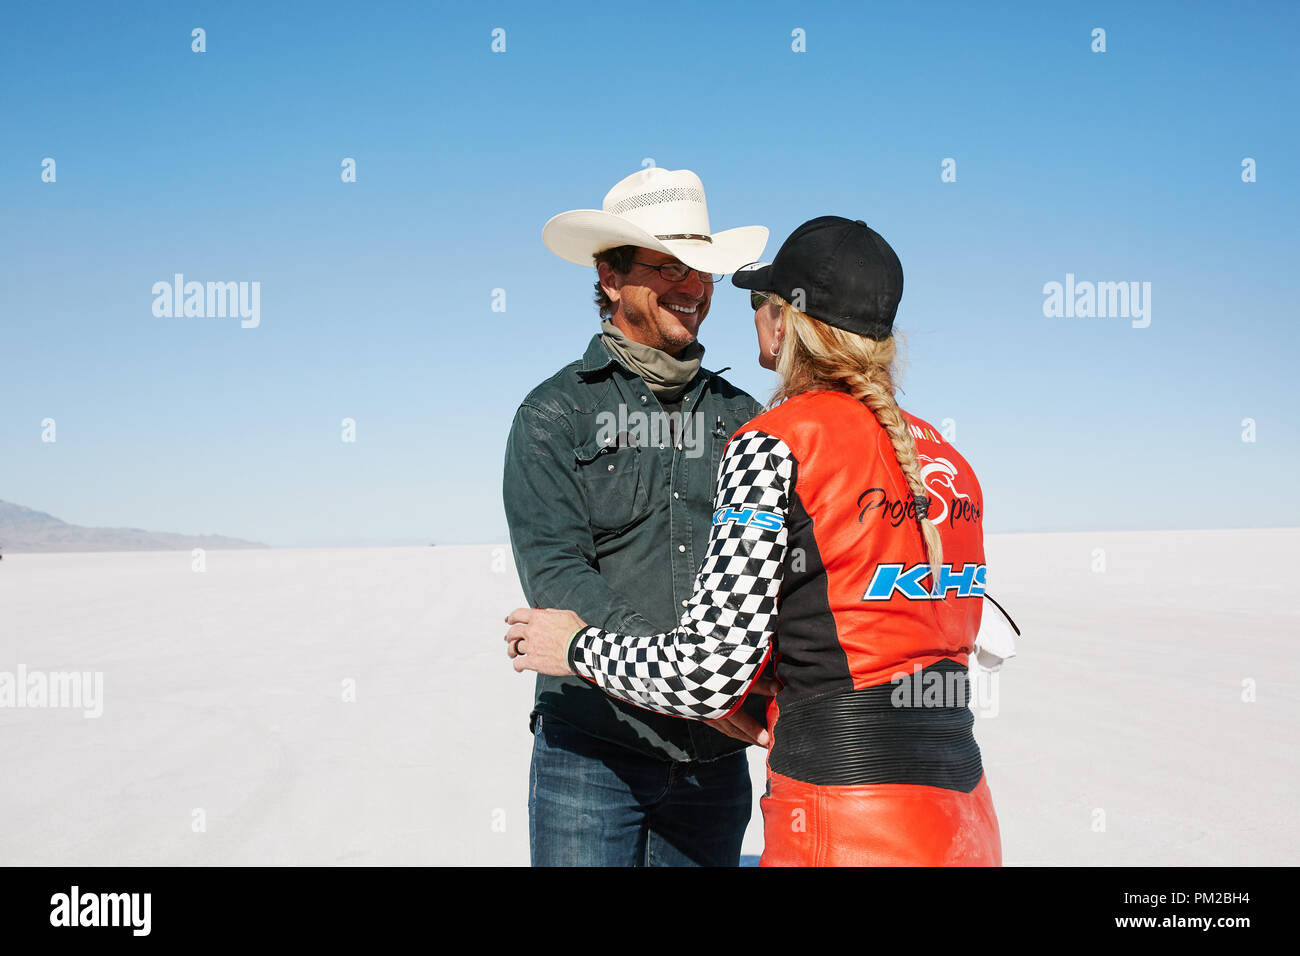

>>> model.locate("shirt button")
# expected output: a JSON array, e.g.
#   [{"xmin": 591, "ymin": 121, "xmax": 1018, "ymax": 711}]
[
  {"xmin": 640, "ymin": 395, "xmax": 648, "ymax": 404},
  {"xmin": 659, "ymin": 443, "xmax": 665, "ymax": 449},
  {"xmin": 681, "ymin": 600, "xmax": 688, "ymax": 607},
  {"xmin": 676, "ymin": 444, "xmax": 683, "ymax": 451},
  {"xmin": 607, "ymin": 464, "xmax": 614, "ymax": 471},
  {"xmin": 678, "ymin": 544, "xmax": 685, "ymax": 552},
  {"xmin": 673, "ymin": 492, "xmax": 680, "ymax": 500}
]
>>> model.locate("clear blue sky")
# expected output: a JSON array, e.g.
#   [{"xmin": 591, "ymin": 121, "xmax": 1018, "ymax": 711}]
[{"xmin": 2, "ymin": 0, "xmax": 1297, "ymax": 545}]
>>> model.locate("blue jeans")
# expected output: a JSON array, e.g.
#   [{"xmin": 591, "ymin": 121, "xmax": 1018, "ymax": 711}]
[{"xmin": 528, "ymin": 713, "xmax": 752, "ymax": 866}]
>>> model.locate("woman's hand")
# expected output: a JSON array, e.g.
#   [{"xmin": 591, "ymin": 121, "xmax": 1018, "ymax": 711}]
[{"xmin": 504, "ymin": 607, "xmax": 586, "ymax": 677}]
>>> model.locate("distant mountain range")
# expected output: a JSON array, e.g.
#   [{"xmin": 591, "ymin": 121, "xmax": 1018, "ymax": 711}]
[{"xmin": 0, "ymin": 500, "xmax": 268, "ymax": 554}]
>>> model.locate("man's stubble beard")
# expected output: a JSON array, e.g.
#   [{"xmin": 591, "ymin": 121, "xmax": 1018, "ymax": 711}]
[{"xmin": 621, "ymin": 297, "xmax": 704, "ymax": 356}]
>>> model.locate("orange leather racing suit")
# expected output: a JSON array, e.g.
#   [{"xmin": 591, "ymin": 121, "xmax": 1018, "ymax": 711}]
[{"xmin": 568, "ymin": 389, "xmax": 1001, "ymax": 865}]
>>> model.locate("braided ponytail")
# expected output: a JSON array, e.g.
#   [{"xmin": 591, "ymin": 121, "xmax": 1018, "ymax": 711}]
[{"xmin": 766, "ymin": 295, "xmax": 943, "ymax": 587}]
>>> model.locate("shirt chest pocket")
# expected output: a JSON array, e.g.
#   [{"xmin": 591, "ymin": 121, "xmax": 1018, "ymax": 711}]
[
  {"xmin": 709, "ymin": 431, "xmax": 728, "ymax": 493},
  {"xmin": 704, "ymin": 406, "xmax": 751, "ymax": 498},
  {"xmin": 574, "ymin": 434, "xmax": 653, "ymax": 533}
]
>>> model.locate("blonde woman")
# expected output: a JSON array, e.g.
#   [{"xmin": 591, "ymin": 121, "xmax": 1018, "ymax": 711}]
[{"xmin": 506, "ymin": 217, "xmax": 1001, "ymax": 866}]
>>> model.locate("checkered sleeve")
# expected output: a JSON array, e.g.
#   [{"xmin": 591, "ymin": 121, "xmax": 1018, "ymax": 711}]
[{"xmin": 566, "ymin": 430, "xmax": 795, "ymax": 720}]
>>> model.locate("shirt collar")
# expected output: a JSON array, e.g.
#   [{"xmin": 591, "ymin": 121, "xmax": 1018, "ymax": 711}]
[{"xmin": 578, "ymin": 333, "xmax": 618, "ymax": 377}]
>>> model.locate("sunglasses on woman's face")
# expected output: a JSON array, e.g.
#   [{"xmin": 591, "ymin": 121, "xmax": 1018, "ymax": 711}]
[{"xmin": 750, "ymin": 292, "xmax": 771, "ymax": 311}]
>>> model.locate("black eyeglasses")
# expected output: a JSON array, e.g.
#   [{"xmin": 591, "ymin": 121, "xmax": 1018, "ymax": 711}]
[
  {"xmin": 632, "ymin": 261, "xmax": 723, "ymax": 284},
  {"xmin": 750, "ymin": 291, "xmax": 771, "ymax": 311}
]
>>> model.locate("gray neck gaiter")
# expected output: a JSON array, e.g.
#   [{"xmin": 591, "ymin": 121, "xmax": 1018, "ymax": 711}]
[{"xmin": 600, "ymin": 318, "xmax": 704, "ymax": 403}]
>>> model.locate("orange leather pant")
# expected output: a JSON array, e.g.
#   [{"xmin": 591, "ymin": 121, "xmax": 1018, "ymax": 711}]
[{"xmin": 759, "ymin": 770, "xmax": 1002, "ymax": 866}]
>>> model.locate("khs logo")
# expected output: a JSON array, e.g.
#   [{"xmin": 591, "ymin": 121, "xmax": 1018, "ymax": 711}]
[
  {"xmin": 862, "ymin": 562, "xmax": 986, "ymax": 601},
  {"xmin": 712, "ymin": 506, "xmax": 785, "ymax": 532}
]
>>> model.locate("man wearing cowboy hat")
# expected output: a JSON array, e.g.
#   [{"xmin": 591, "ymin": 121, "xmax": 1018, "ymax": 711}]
[{"xmin": 503, "ymin": 168, "xmax": 773, "ymax": 866}]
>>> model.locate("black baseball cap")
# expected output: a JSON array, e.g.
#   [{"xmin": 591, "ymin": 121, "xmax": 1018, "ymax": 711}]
[{"xmin": 731, "ymin": 215, "xmax": 903, "ymax": 340}]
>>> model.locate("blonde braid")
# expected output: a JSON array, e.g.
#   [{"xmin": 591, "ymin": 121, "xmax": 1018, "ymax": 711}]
[
  {"xmin": 845, "ymin": 366, "xmax": 944, "ymax": 586},
  {"xmin": 767, "ymin": 295, "xmax": 943, "ymax": 587}
]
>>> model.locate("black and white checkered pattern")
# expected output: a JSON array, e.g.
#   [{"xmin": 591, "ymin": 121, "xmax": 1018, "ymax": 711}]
[{"xmin": 570, "ymin": 430, "xmax": 795, "ymax": 720}]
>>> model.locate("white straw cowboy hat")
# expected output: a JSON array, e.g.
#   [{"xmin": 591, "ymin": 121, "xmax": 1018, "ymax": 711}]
[{"xmin": 543, "ymin": 168, "xmax": 769, "ymax": 276}]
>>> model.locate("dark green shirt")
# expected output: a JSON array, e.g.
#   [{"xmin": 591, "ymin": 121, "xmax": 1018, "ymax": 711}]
[{"xmin": 503, "ymin": 333, "xmax": 766, "ymax": 762}]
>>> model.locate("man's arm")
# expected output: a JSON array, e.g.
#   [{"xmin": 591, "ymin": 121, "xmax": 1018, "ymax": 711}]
[{"xmin": 503, "ymin": 401, "xmax": 658, "ymax": 635}]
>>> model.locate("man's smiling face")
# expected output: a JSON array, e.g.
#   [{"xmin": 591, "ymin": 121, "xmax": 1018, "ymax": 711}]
[{"xmin": 598, "ymin": 248, "xmax": 712, "ymax": 355}]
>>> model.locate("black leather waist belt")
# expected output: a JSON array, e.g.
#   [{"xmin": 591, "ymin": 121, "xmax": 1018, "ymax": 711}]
[{"xmin": 768, "ymin": 659, "xmax": 984, "ymax": 793}]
